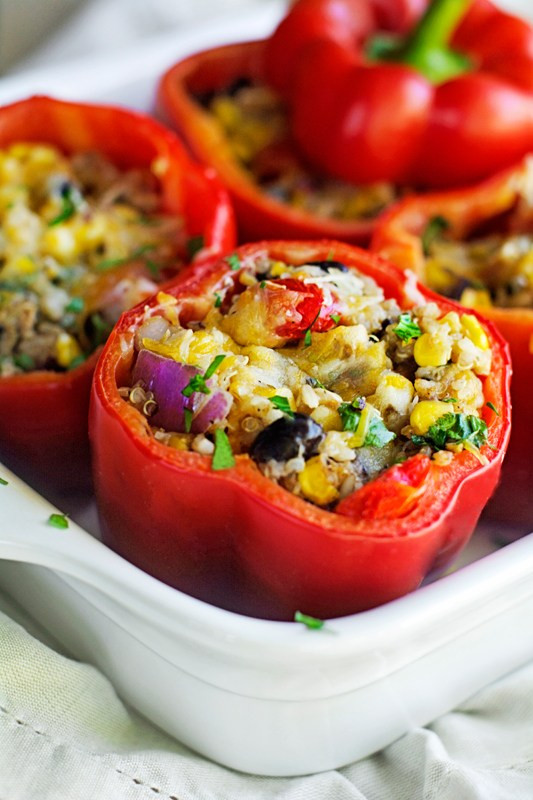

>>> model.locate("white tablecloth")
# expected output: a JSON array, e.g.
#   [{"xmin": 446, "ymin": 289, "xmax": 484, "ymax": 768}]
[{"xmin": 1, "ymin": 1, "xmax": 532, "ymax": 797}]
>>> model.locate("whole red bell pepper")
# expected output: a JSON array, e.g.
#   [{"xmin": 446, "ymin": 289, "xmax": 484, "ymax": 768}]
[
  {"xmin": 0, "ymin": 96, "xmax": 235, "ymax": 498},
  {"xmin": 158, "ymin": 41, "xmax": 386, "ymax": 245},
  {"xmin": 265, "ymin": 0, "xmax": 533, "ymax": 187},
  {"xmin": 90, "ymin": 240, "xmax": 510, "ymax": 620},
  {"xmin": 372, "ymin": 158, "xmax": 532, "ymax": 528}
]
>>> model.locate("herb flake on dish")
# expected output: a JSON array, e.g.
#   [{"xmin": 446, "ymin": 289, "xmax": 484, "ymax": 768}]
[
  {"xmin": 47, "ymin": 513, "xmax": 69, "ymax": 529},
  {"xmin": 294, "ymin": 610, "xmax": 324, "ymax": 630},
  {"xmin": 394, "ymin": 313, "xmax": 421, "ymax": 342},
  {"xmin": 212, "ymin": 429, "xmax": 235, "ymax": 470}
]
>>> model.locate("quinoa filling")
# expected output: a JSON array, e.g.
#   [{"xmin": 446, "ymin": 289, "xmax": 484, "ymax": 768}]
[
  {"xmin": 0, "ymin": 143, "xmax": 185, "ymax": 376},
  {"xmin": 199, "ymin": 80, "xmax": 398, "ymax": 221},
  {"xmin": 123, "ymin": 253, "xmax": 493, "ymax": 510}
]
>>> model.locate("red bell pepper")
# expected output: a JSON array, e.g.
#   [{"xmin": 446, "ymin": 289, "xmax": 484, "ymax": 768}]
[
  {"xmin": 372, "ymin": 158, "xmax": 532, "ymax": 527},
  {"xmin": 0, "ymin": 96, "xmax": 235, "ymax": 498},
  {"xmin": 90, "ymin": 240, "xmax": 510, "ymax": 620},
  {"xmin": 158, "ymin": 41, "xmax": 387, "ymax": 244},
  {"xmin": 265, "ymin": 0, "xmax": 533, "ymax": 187}
]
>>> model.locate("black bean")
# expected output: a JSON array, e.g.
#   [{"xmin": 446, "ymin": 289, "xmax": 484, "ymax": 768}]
[
  {"xmin": 250, "ymin": 413, "xmax": 325, "ymax": 464},
  {"xmin": 306, "ymin": 260, "xmax": 349, "ymax": 273}
]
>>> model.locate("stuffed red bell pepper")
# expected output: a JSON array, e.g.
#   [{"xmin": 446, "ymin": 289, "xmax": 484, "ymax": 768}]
[
  {"xmin": 0, "ymin": 95, "xmax": 235, "ymax": 497},
  {"xmin": 265, "ymin": 0, "xmax": 533, "ymax": 187},
  {"xmin": 90, "ymin": 240, "xmax": 510, "ymax": 620},
  {"xmin": 158, "ymin": 40, "xmax": 402, "ymax": 244},
  {"xmin": 372, "ymin": 158, "xmax": 532, "ymax": 527}
]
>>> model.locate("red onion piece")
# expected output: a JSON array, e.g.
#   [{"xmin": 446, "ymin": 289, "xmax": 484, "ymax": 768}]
[{"xmin": 132, "ymin": 348, "xmax": 231, "ymax": 433}]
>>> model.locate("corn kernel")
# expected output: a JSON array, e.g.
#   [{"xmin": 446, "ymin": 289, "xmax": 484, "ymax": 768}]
[
  {"xmin": 425, "ymin": 259, "xmax": 456, "ymax": 293},
  {"xmin": 211, "ymin": 97, "xmax": 241, "ymax": 130},
  {"xmin": 461, "ymin": 314, "xmax": 490, "ymax": 350},
  {"xmin": 310, "ymin": 405, "xmax": 342, "ymax": 432},
  {"xmin": 440, "ymin": 311, "xmax": 462, "ymax": 333},
  {"xmin": 55, "ymin": 332, "xmax": 82, "ymax": 368},
  {"xmin": 298, "ymin": 456, "xmax": 339, "ymax": 506},
  {"xmin": 151, "ymin": 157, "xmax": 169, "ymax": 178},
  {"xmin": 41, "ymin": 225, "xmax": 78, "ymax": 262},
  {"xmin": 1, "ymin": 255, "xmax": 36, "ymax": 278},
  {"xmin": 269, "ymin": 261, "xmax": 286, "ymax": 278},
  {"xmin": 410, "ymin": 400, "xmax": 453, "ymax": 435},
  {"xmin": 459, "ymin": 288, "xmax": 492, "ymax": 309},
  {"xmin": 414, "ymin": 332, "xmax": 452, "ymax": 367}
]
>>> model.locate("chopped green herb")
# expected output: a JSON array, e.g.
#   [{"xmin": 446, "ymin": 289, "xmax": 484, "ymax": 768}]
[
  {"xmin": 486, "ymin": 401, "xmax": 500, "ymax": 416},
  {"xmin": 204, "ymin": 354, "xmax": 226, "ymax": 380},
  {"xmin": 182, "ymin": 355, "xmax": 226, "ymax": 398},
  {"xmin": 303, "ymin": 310, "xmax": 321, "ymax": 348},
  {"xmin": 182, "ymin": 373, "xmax": 210, "ymax": 398},
  {"xmin": 364, "ymin": 416, "xmax": 397, "ymax": 448},
  {"xmin": 443, "ymin": 397, "xmax": 457, "ymax": 403},
  {"xmin": 187, "ymin": 234, "xmax": 205, "ymax": 260},
  {"xmin": 13, "ymin": 353, "xmax": 35, "ymax": 371},
  {"xmin": 0, "ymin": 477, "xmax": 8, "ymax": 486},
  {"xmin": 184, "ymin": 408, "xmax": 193, "ymax": 433},
  {"xmin": 65, "ymin": 297, "xmax": 84, "ymax": 314},
  {"xmin": 212, "ymin": 429, "xmax": 235, "ymax": 470},
  {"xmin": 214, "ymin": 292, "xmax": 222, "ymax": 308},
  {"xmin": 68, "ymin": 354, "xmax": 86, "ymax": 371},
  {"xmin": 294, "ymin": 610, "xmax": 324, "ymax": 630},
  {"xmin": 338, "ymin": 398, "xmax": 395, "ymax": 447},
  {"xmin": 306, "ymin": 376, "xmax": 326, "ymax": 390},
  {"xmin": 330, "ymin": 314, "xmax": 340, "ymax": 324},
  {"xmin": 145, "ymin": 259, "xmax": 160, "ymax": 279},
  {"xmin": 326, "ymin": 248, "xmax": 335, "ymax": 261},
  {"xmin": 411, "ymin": 412, "xmax": 488, "ymax": 451},
  {"xmin": 48, "ymin": 185, "xmax": 77, "ymax": 226},
  {"xmin": 226, "ymin": 253, "xmax": 241, "ymax": 271},
  {"xmin": 47, "ymin": 513, "xmax": 69, "ymax": 529},
  {"xmin": 394, "ymin": 313, "xmax": 421, "ymax": 342},
  {"xmin": 421, "ymin": 215, "xmax": 450, "ymax": 256},
  {"xmin": 270, "ymin": 395, "xmax": 294, "ymax": 417},
  {"xmin": 89, "ymin": 313, "xmax": 113, "ymax": 347},
  {"xmin": 259, "ymin": 281, "xmax": 267, "ymax": 289}
]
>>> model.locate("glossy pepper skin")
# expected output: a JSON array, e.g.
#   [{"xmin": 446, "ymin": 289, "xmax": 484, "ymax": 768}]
[
  {"xmin": 158, "ymin": 41, "xmax": 383, "ymax": 245},
  {"xmin": 0, "ymin": 96, "xmax": 236, "ymax": 498},
  {"xmin": 372, "ymin": 159, "xmax": 532, "ymax": 528},
  {"xmin": 90, "ymin": 241, "xmax": 510, "ymax": 621},
  {"xmin": 265, "ymin": 0, "xmax": 533, "ymax": 187}
]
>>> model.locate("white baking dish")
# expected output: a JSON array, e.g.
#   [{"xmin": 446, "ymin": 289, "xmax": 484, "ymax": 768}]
[{"xmin": 0, "ymin": 1, "xmax": 532, "ymax": 777}]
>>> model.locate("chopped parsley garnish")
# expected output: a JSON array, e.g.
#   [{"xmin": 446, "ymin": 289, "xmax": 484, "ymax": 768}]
[
  {"xmin": 411, "ymin": 412, "xmax": 488, "ymax": 451},
  {"xmin": 47, "ymin": 513, "xmax": 69, "ymax": 529},
  {"xmin": 259, "ymin": 281, "xmax": 267, "ymax": 289},
  {"xmin": 88, "ymin": 312, "xmax": 113, "ymax": 347},
  {"xmin": 303, "ymin": 310, "xmax": 321, "ymax": 348},
  {"xmin": 338, "ymin": 397, "xmax": 395, "ymax": 447},
  {"xmin": 226, "ymin": 253, "xmax": 241, "ymax": 271},
  {"xmin": 65, "ymin": 297, "xmax": 84, "ymax": 314},
  {"xmin": 270, "ymin": 395, "xmax": 294, "ymax": 417},
  {"xmin": 394, "ymin": 313, "xmax": 421, "ymax": 342},
  {"xmin": 486, "ymin": 401, "xmax": 499, "ymax": 416},
  {"xmin": 184, "ymin": 408, "xmax": 193, "ymax": 433},
  {"xmin": 212, "ymin": 429, "xmax": 235, "ymax": 470},
  {"xmin": 421, "ymin": 215, "xmax": 450, "ymax": 256},
  {"xmin": 214, "ymin": 292, "xmax": 222, "ymax": 308},
  {"xmin": 443, "ymin": 397, "xmax": 457, "ymax": 403},
  {"xmin": 306, "ymin": 376, "xmax": 326, "ymax": 390},
  {"xmin": 48, "ymin": 185, "xmax": 77, "ymax": 226},
  {"xmin": 182, "ymin": 374, "xmax": 210, "ymax": 398},
  {"xmin": 0, "ymin": 477, "xmax": 8, "ymax": 486},
  {"xmin": 182, "ymin": 355, "xmax": 226, "ymax": 398},
  {"xmin": 13, "ymin": 353, "xmax": 35, "ymax": 371},
  {"xmin": 330, "ymin": 314, "xmax": 340, "ymax": 324},
  {"xmin": 294, "ymin": 611, "xmax": 324, "ymax": 630},
  {"xmin": 187, "ymin": 234, "xmax": 205, "ymax": 259}
]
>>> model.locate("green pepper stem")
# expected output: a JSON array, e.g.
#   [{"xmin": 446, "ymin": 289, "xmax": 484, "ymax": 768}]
[{"xmin": 401, "ymin": 0, "xmax": 473, "ymax": 83}]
